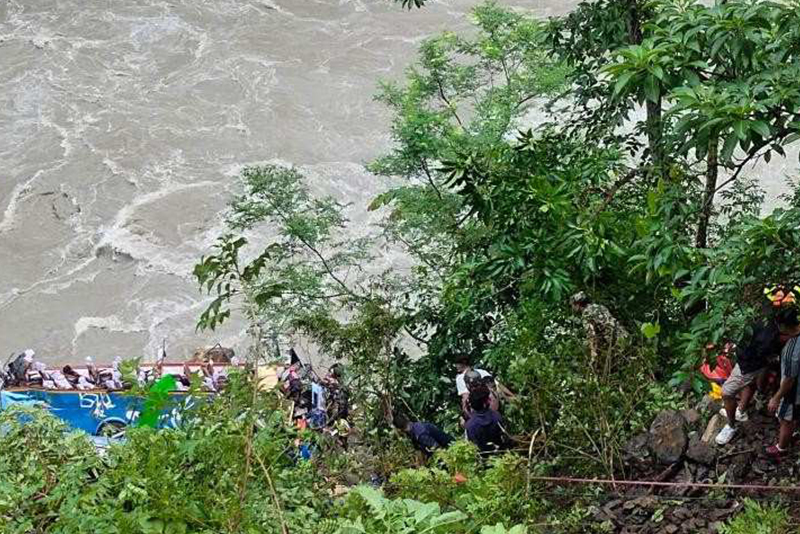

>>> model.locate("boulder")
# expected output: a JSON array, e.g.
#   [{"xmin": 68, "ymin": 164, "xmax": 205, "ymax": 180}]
[
  {"xmin": 700, "ymin": 414, "xmax": 726, "ymax": 444},
  {"xmin": 696, "ymin": 395, "xmax": 722, "ymax": 415},
  {"xmin": 686, "ymin": 435, "xmax": 717, "ymax": 465},
  {"xmin": 726, "ymin": 454, "xmax": 751, "ymax": 483},
  {"xmin": 623, "ymin": 432, "xmax": 651, "ymax": 463},
  {"xmin": 681, "ymin": 409, "xmax": 701, "ymax": 428},
  {"xmin": 649, "ymin": 410, "xmax": 688, "ymax": 465}
]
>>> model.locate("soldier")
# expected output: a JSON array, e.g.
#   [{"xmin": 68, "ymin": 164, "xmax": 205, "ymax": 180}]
[{"xmin": 570, "ymin": 292, "xmax": 628, "ymax": 371}]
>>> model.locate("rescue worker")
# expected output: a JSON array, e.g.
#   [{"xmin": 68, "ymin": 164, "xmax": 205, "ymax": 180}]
[
  {"xmin": 570, "ymin": 292, "xmax": 628, "ymax": 371},
  {"xmin": 454, "ymin": 355, "xmax": 491, "ymax": 420},
  {"xmin": 324, "ymin": 363, "xmax": 349, "ymax": 422},
  {"xmin": 393, "ymin": 413, "xmax": 453, "ymax": 457},
  {"xmin": 465, "ymin": 386, "xmax": 510, "ymax": 455}
]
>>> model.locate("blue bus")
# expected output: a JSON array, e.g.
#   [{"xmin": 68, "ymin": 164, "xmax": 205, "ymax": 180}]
[{"xmin": 0, "ymin": 388, "xmax": 198, "ymax": 436}]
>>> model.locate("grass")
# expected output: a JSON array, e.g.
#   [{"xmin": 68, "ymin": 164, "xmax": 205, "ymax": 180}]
[{"xmin": 719, "ymin": 499, "xmax": 790, "ymax": 534}]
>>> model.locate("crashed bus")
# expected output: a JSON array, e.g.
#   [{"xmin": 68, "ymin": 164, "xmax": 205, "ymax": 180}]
[{"xmin": 0, "ymin": 349, "xmax": 279, "ymax": 437}]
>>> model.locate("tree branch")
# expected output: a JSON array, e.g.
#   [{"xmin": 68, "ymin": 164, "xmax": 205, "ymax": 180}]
[
  {"xmin": 260, "ymin": 194, "xmax": 365, "ymax": 301},
  {"xmin": 713, "ymin": 121, "xmax": 800, "ymax": 196},
  {"xmin": 421, "ymin": 159, "xmax": 443, "ymax": 200},
  {"xmin": 436, "ymin": 78, "xmax": 464, "ymax": 128},
  {"xmin": 404, "ymin": 325, "xmax": 430, "ymax": 345},
  {"xmin": 596, "ymin": 168, "xmax": 640, "ymax": 213}
]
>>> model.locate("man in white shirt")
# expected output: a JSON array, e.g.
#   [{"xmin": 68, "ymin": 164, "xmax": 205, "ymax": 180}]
[{"xmin": 454, "ymin": 355, "xmax": 491, "ymax": 418}]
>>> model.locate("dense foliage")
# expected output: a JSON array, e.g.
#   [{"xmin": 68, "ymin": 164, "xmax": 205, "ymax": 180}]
[
  {"xmin": 0, "ymin": 388, "xmax": 541, "ymax": 533},
  {"xmin": 196, "ymin": 0, "xmax": 800, "ymax": 457}
]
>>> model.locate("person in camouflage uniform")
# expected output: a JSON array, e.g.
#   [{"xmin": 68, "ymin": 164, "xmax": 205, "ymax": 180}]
[{"xmin": 571, "ymin": 292, "xmax": 628, "ymax": 371}]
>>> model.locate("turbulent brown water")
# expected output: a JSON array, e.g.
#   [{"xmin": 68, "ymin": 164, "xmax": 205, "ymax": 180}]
[
  {"xmin": 0, "ymin": 0, "xmax": 793, "ymax": 364},
  {"xmin": 0, "ymin": 0, "xmax": 580, "ymax": 364}
]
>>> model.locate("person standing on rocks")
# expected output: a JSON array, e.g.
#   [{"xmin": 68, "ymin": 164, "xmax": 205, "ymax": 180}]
[
  {"xmin": 765, "ymin": 307, "xmax": 800, "ymax": 459},
  {"xmin": 715, "ymin": 314, "xmax": 785, "ymax": 446}
]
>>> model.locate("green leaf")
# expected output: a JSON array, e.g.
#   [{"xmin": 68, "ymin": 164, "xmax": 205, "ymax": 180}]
[
  {"xmin": 751, "ymin": 120, "xmax": 771, "ymax": 139},
  {"xmin": 613, "ymin": 71, "xmax": 636, "ymax": 98},
  {"xmin": 640, "ymin": 322, "xmax": 661, "ymax": 339},
  {"xmin": 721, "ymin": 131, "xmax": 739, "ymax": 162},
  {"xmin": 733, "ymin": 120, "xmax": 748, "ymax": 141},
  {"xmin": 650, "ymin": 65, "xmax": 665, "ymax": 81}
]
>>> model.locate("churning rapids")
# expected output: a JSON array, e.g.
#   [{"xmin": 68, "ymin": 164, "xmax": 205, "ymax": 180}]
[{"xmin": 0, "ymin": 0, "xmax": 793, "ymax": 364}]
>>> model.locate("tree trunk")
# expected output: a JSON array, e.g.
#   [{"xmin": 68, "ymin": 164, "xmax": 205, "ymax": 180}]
[
  {"xmin": 646, "ymin": 97, "xmax": 664, "ymax": 173},
  {"xmin": 696, "ymin": 134, "xmax": 719, "ymax": 249},
  {"xmin": 627, "ymin": 0, "xmax": 665, "ymax": 173},
  {"xmin": 626, "ymin": 0, "xmax": 643, "ymax": 44}
]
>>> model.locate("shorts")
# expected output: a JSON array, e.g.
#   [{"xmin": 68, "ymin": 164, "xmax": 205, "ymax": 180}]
[
  {"xmin": 721, "ymin": 364, "xmax": 761, "ymax": 397},
  {"xmin": 778, "ymin": 399, "xmax": 800, "ymax": 421}
]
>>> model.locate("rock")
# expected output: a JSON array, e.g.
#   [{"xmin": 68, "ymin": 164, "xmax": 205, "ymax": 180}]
[
  {"xmin": 696, "ymin": 395, "xmax": 722, "ymax": 414},
  {"xmin": 709, "ymin": 521, "xmax": 724, "ymax": 532},
  {"xmin": 687, "ymin": 435, "xmax": 717, "ymax": 465},
  {"xmin": 665, "ymin": 525, "xmax": 679, "ymax": 534},
  {"xmin": 623, "ymin": 500, "xmax": 636, "ymax": 512},
  {"xmin": 681, "ymin": 409, "xmax": 701, "ymax": 428},
  {"xmin": 689, "ymin": 518, "xmax": 707, "ymax": 530},
  {"xmin": 752, "ymin": 458, "xmax": 776, "ymax": 476},
  {"xmin": 602, "ymin": 499, "xmax": 622, "ymax": 518},
  {"xmin": 633, "ymin": 496, "xmax": 657, "ymax": 509},
  {"xmin": 624, "ymin": 432, "xmax": 651, "ymax": 462},
  {"xmin": 671, "ymin": 507, "xmax": 691, "ymax": 521},
  {"xmin": 701, "ymin": 414, "xmax": 726, "ymax": 443},
  {"xmin": 726, "ymin": 454, "xmax": 751, "ymax": 483},
  {"xmin": 622, "ymin": 496, "xmax": 656, "ymax": 513},
  {"xmin": 677, "ymin": 378, "xmax": 693, "ymax": 394},
  {"xmin": 649, "ymin": 410, "xmax": 688, "ymax": 464}
]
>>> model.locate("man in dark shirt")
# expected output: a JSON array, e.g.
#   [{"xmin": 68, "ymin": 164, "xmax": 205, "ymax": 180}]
[
  {"xmin": 393, "ymin": 414, "xmax": 453, "ymax": 457},
  {"xmin": 717, "ymin": 314, "xmax": 789, "ymax": 445},
  {"xmin": 465, "ymin": 387, "xmax": 509, "ymax": 454}
]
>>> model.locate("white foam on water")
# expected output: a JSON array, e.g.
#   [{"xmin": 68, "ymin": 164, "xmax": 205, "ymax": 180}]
[
  {"xmin": 95, "ymin": 178, "xmax": 222, "ymax": 276},
  {"xmin": 128, "ymin": 15, "xmax": 187, "ymax": 51},
  {"xmin": 0, "ymin": 173, "xmax": 38, "ymax": 234},
  {"xmin": 71, "ymin": 314, "xmax": 145, "ymax": 353}
]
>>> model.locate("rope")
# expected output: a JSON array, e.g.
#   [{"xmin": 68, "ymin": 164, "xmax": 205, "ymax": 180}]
[{"xmin": 529, "ymin": 475, "xmax": 800, "ymax": 493}]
